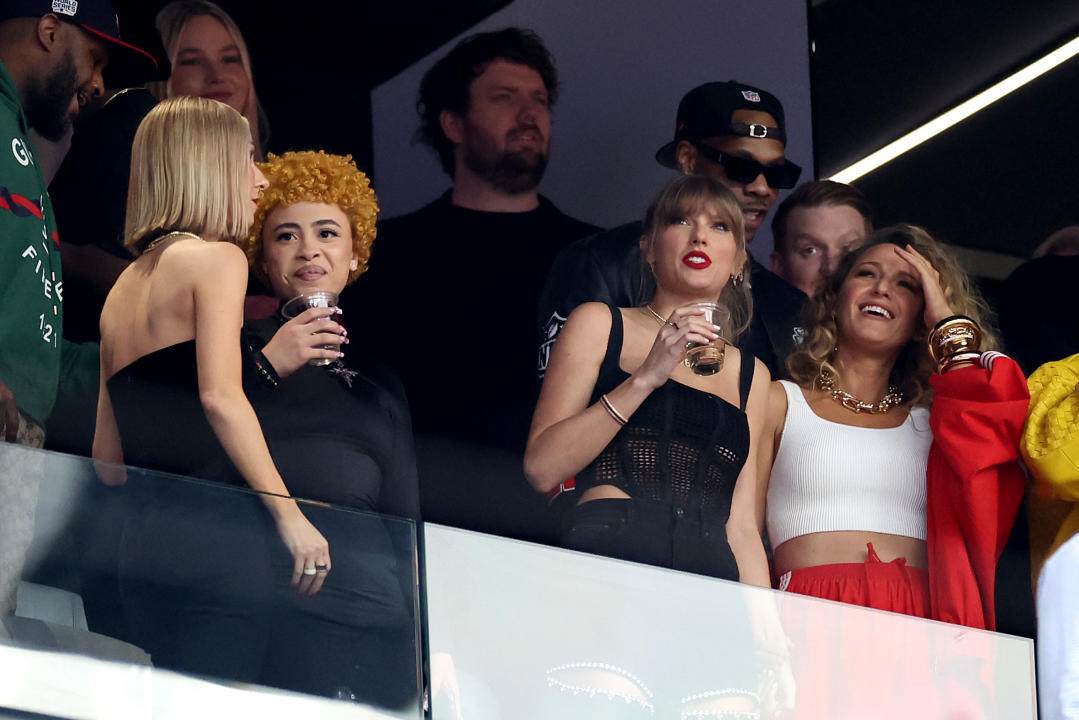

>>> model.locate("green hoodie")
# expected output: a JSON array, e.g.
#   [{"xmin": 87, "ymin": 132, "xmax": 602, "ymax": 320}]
[{"xmin": 0, "ymin": 59, "xmax": 63, "ymax": 427}]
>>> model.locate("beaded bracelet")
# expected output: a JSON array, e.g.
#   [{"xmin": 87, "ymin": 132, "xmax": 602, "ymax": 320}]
[{"xmin": 251, "ymin": 349, "xmax": 280, "ymax": 389}]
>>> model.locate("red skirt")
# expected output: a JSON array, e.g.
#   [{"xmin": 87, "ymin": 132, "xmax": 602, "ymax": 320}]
[{"xmin": 780, "ymin": 542, "xmax": 931, "ymax": 618}]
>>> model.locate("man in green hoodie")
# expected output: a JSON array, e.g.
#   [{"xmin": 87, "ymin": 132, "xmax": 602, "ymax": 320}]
[{"xmin": 0, "ymin": 0, "xmax": 155, "ymax": 615}]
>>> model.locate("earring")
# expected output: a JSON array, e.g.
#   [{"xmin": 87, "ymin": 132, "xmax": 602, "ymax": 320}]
[
  {"xmin": 349, "ymin": 259, "xmax": 358, "ymax": 271},
  {"xmin": 730, "ymin": 272, "xmax": 744, "ymax": 286}
]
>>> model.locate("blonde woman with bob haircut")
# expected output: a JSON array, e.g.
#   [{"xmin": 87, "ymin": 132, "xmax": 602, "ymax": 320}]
[
  {"xmin": 93, "ymin": 97, "xmax": 329, "ymax": 681},
  {"xmin": 152, "ymin": 0, "xmax": 268, "ymax": 155},
  {"xmin": 525, "ymin": 174, "xmax": 771, "ymax": 588}
]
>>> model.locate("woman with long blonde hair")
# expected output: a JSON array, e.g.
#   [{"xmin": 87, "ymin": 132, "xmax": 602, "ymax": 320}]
[{"xmin": 762, "ymin": 224, "xmax": 1028, "ymax": 628}]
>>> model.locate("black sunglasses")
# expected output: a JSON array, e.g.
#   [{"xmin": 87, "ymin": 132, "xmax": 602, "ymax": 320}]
[{"xmin": 694, "ymin": 144, "xmax": 803, "ymax": 189}]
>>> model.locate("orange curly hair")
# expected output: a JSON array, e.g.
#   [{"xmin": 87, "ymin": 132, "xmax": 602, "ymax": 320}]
[{"xmin": 243, "ymin": 150, "xmax": 379, "ymax": 287}]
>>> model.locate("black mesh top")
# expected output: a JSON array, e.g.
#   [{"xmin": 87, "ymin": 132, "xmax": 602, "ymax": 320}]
[{"xmin": 577, "ymin": 305, "xmax": 754, "ymax": 518}]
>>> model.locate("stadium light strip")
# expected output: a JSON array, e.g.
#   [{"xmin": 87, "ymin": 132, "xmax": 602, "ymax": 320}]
[{"xmin": 828, "ymin": 33, "xmax": 1079, "ymax": 184}]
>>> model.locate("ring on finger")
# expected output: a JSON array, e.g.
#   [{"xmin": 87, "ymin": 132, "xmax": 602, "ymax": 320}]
[{"xmin": 302, "ymin": 567, "xmax": 317, "ymax": 576}]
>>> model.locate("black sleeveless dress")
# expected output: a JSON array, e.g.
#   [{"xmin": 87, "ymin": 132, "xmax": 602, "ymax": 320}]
[
  {"xmin": 562, "ymin": 305, "xmax": 755, "ymax": 581},
  {"xmin": 108, "ymin": 336, "xmax": 421, "ymax": 708},
  {"xmin": 108, "ymin": 341, "xmax": 276, "ymax": 682}
]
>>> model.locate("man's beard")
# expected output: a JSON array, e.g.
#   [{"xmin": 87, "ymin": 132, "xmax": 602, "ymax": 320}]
[
  {"xmin": 24, "ymin": 50, "xmax": 79, "ymax": 142},
  {"xmin": 461, "ymin": 122, "xmax": 549, "ymax": 195}
]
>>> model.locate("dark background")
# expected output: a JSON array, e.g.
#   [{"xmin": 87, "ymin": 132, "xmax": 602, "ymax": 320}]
[
  {"xmin": 115, "ymin": 0, "xmax": 1079, "ymax": 261},
  {"xmin": 811, "ymin": 0, "xmax": 1079, "ymax": 260},
  {"xmin": 112, "ymin": 0, "xmax": 513, "ymax": 174}
]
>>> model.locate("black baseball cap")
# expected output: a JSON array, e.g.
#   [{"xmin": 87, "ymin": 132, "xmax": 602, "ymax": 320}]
[
  {"xmin": 655, "ymin": 80, "xmax": 788, "ymax": 169},
  {"xmin": 0, "ymin": 0, "xmax": 159, "ymax": 86}
]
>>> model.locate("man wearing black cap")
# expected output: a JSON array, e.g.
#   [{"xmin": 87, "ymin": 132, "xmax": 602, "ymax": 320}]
[
  {"xmin": 0, "ymin": 0, "xmax": 154, "ymax": 615},
  {"xmin": 538, "ymin": 80, "xmax": 806, "ymax": 381}
]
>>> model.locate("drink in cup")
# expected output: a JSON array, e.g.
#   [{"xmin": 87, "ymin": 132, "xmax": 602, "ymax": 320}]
[
  {"xmin": 684, "ymin": 302, "xmax": 729, "ymax": 376},
  {"xmin": 281, "ymin": 291, "xmax": 340, "ymax": 366}
]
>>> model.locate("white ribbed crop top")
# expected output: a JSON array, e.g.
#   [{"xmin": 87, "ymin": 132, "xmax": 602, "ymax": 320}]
[{"xmin": 765, "ymin": 380, "xmax": 932, "ymax": 548}]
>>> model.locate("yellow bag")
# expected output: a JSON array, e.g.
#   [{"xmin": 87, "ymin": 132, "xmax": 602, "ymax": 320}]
[{"xmin": 1023, "ymin": 352, "xmax": 1079, "ymax": 575}]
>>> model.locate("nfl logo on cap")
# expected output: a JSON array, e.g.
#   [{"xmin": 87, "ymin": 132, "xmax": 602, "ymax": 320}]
[
  {"xmin": 741, "ymin": 90, "xmax": 761, "ymax": 102},
  {"xmin": 52, "ymin": 0, "xmax": 78, "ymax": 15}
]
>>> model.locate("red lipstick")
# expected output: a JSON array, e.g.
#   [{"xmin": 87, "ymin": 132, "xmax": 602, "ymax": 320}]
[{"xmin": 682, "ymin": 251, "xmax": 712, "ymax": 269}]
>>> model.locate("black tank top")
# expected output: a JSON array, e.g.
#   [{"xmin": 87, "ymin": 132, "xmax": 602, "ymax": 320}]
[{"xmin": 577, "ymin": 305, "xmax": 754, "ymax": 518}]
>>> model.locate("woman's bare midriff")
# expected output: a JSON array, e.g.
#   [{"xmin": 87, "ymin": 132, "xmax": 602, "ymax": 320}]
[
  {"xmin": 772, "ymin": 531, "xmax": 927, "ymax": 578},
  {"xmin": 578, "ymin": 484, "xmax": 632, "ymax": 504}
]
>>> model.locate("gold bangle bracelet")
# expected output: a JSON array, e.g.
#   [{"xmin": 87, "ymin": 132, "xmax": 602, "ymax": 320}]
[
  {"xmin": 939, "ymin": 352, "xmax": 983, "ymax": 374},
  {"xmin": 600, "ymin": 394, "xmax": 628, "ymax": 426},
  {"xmin": 929, "ymin": 315, "xmax": 982, "ymax": 363}
]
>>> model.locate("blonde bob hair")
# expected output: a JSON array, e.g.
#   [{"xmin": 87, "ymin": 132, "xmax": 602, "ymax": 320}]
[
  {"xmin": 243, "ymin": 151, "xmax": 379, "ymax": 288},
  {"xmin": 640, "ymin": 174, "xmax": 753, "ymax": 342},
  {"xmin": 787, "ymin": 224, "xmax": 999, "ymax": 406},
  {"xmin": 124, "ymin": 96, "xmax": 254, "ymax": 255},
  {"xmin": 151, "ymin": 0, "xmax": 268, "ymax": 156}
]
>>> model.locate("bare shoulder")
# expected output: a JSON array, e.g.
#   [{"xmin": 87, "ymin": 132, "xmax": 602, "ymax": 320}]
[
  {"xmin": 170, "ymin": 239, "xmax": 248, "ymax": 281},
  {"xmin": 566, "ymin": 301, "xmax": 615, "ymax": 330},
  {"xmin": 750, "ymin": 356, "xmax": 771, "ymax": 388},
  {"xmin": 558, "ymin": 302, "xmax": 615, "ymax": 345},
  {"xmin": 764, "ymin": 379, "xmax": 790, "ymax": 432},
  {"xmin": 545, "ymin": 302, "xmax": 614, "ymax": 376},
  {"xmin": 180, "ymin": 238, "xmax": 245, "ymax": 264}
]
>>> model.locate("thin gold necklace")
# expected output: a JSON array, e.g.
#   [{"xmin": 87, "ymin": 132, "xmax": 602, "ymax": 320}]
[
  {"xmin": 643, "ymin": 304, "xmax": 667, "ymax": 326},
  {"xmin": 143, "ymin": 230, "xmax": 199, "ymax": 253}
]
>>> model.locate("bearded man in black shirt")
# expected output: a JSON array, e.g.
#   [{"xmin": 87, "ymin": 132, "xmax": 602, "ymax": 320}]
[{"xmin": 340, "ymin": 28, "xmax": 598, "ymax": 541}]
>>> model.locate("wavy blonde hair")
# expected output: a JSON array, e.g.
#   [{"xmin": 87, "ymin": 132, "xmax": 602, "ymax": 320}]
[
  {"xmin": 787, "ymin": 224, "xmax": 999, "ymax": 406},
  {"xmin": 151, "ymin": 0, "xmax": 268, "ymax": 157},
  {"xmin": 242, "ymin": 151, "xmax": 379, "ymax": 288},
  {"xmin": 124, "ymin": 96, "xmax": 252, "ymax": 254},
  {"xmin": 639, "ymin": 174, "xmax": 753, "ymax": 342}
]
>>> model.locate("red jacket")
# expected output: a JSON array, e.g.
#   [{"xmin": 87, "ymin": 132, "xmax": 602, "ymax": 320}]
[{"xmin": 927, "ymin": 354, "xmax": 1029, "ymax": 630}]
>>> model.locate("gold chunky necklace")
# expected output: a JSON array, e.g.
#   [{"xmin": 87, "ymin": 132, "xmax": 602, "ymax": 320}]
[{"xmin": 816, "ymin": 368, "xmax": 903, "ymax": 414}]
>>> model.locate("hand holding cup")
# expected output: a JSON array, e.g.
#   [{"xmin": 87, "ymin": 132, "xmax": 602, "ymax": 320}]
[
  {"xmin": 636, "ymin": 303, "xmax": 724, "ymax": 389},
  {"xmin": 262, "ymin": 296, "xmax": 347, "ymax": 377}
]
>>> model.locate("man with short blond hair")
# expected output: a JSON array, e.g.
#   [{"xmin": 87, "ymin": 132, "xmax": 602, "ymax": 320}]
[{"xmin": 769, "ymin": 180, "xmax": 872, "ymax": 297}]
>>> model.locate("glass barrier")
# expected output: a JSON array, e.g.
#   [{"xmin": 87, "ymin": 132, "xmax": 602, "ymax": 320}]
[
  {"xmin": 0, "ymin": 443, "xmax": 422, "ymax": 719},
  {"xmin": 422, "ymin": 524, "xmax": 1037, "ymax": 720}
]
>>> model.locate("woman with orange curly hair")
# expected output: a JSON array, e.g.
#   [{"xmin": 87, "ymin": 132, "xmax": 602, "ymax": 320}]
[
  {"xmin": 761, "ymin": 224, "xmax": 1028, "ymax": 629},
  {"xmin": 238, "ymin": 150, "xmax": 419, "ymax": 709}
]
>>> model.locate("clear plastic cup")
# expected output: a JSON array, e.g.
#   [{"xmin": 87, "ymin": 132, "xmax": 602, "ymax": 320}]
[
  {"xmin": 281, "ymin": 291, "xmax": 339, "ymax": 366},
  {"xmin": 684, "ymin": 302, "xmax": 730, "ymax": 376}
]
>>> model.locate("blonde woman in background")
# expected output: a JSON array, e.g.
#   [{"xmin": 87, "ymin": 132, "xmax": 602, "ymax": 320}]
[
  {"xmin": 152, "ymin": 0, "xmax": 267, "ymax": 155},
  {"xmin": 56, "ymin": 0, "xmax": 269, "ymax": 345}
]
